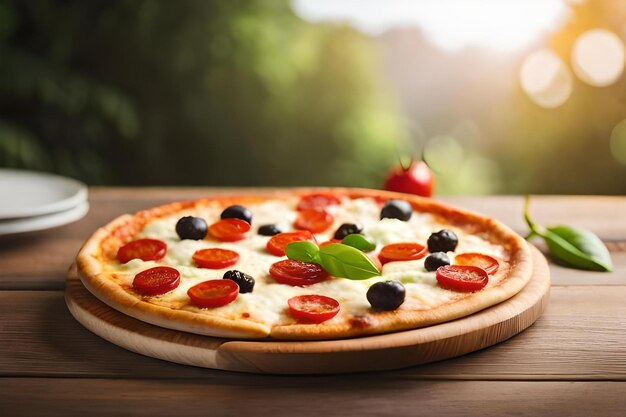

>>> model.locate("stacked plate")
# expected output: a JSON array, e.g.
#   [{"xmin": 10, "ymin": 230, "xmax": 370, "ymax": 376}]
[{"xmin": 0, "ymin": 169, "xmax": 89, "ymax": 236}]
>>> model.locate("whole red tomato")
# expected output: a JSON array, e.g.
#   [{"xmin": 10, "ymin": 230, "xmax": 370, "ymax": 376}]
[{"xmin": 384, "ymin": 161, "xmax": 434, "ymax": 197}]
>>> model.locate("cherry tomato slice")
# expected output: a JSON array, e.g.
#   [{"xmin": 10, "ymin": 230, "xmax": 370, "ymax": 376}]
[
  {"xmin": 436, "ymin": 265, "xmax": 488, "ymax": 292},
  {"xmin": 294, "ymin": 209, "xmax": 334, "ymax": 233},
  {"xmin": 187, "ymin": 279, "xmax": 239, "ymax": 308},
  {"xmin": 296, "ymin": 193, "xmax": 341, "ymax": 211},
  {"xmin": 132, "ymin": 266, "xmax": 180, "ymax": 296},
  {"xmin": 266, "ymin": 231, "xmax": 316, "ymax": 257},
  {"xmin": 454, "ymin": 252, "xmax": 500, "ymax": 275},
  {"xmin": 192, "ymin": 248, "xmax": 240, "ymax": 269},
  {"xmin": 288, "ymin": 295, "xmax": 340, "ymax": 324},
  {"xmin": 378, "ymin": 242, "xmax": 427, "ymax": 265},
  {"xmin": 269, "ymin": 259, "xmax": 329, "ymax": 286},
  {"xmin": 117, "ymin": 238, "xmax": 167, "ymax": 264},
  {"xmin": 209, "ymin": 218, "xmax": 251, "ymax": 242}
]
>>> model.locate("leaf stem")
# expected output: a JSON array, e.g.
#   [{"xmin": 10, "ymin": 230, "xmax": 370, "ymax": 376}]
[
  {"xmin": 524, "ymin": 230, "xmax": 538, "ymax": 240},
  {"xmin": 523, "ymin": 195, "xmax": 545, "ymax": 239}
]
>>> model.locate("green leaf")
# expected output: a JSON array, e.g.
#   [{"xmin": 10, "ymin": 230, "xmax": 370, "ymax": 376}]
[
  {"xmin": 524, "ymin": 196, "xmax": 612, "ymax": 272},
  {"xmin": 319, "ymin": 243, "xmax": 380, "ymax": 280},
  {"xmin": 542, "ymin": 226, "xmax": 613, "ymax": 272},
  {"xmin": 341, "ymin": 233, "xmax": 376, "ymax": 252},
  {"xmin": 285, "ymin": 241, "xmax": 320, "ymax": 264}
]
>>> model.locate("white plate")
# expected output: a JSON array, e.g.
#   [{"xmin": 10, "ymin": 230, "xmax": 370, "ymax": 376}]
[
  {"xmin": 0, "ymin": 201, "xmax": 89, "ymax": 236},
  {"xmin": 0, "ymin": 169, "xmax": 88, "ymax": 220}
]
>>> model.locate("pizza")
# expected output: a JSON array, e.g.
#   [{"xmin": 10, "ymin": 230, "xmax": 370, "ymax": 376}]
[{"xmin": 76, "ymin": 188, "xmax": 533, "ymax": 340}]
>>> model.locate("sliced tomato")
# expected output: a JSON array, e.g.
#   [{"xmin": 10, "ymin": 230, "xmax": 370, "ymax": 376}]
[
  {"xmin": 288, "ymin": 295, "xmax": 340, "ymax": 324},
  {"xmin": 296, "ymin": 193, "xmax": 341, "ymax": 211},
  {"xmin": 319, "ymin": 239, "xmax": 341, "ymax": 247},
  {"xmin": 132, "ymin": 266, "xmax": 180, "ymax": 296},
  {"xmin": 192, "ymin": 248, "xmax": 239, "ymax": 269},
  {"xmin": 269, "ymin": 259, "xmax": 329, "ymax": 286},
  {"xmin": 436, "ymin": 265, "xmax": 488, "ymax": 292},
  {"xmin": 117, "ymin": 238, "xmax": 167, "ymax": 264},
  {"xmin": 187, "ymin": 279, "xmax": 239, "ymax": 308},
  {"xmin": 454, "ymin": 252, "xmax": 500, "ymax": 275},
  {"xmin": 378, "ymin": 242, "xmax": 427, "ymax": 265},
  {"xmin": 266, "ymin": 231, "xmax": 316, "ymax": 257},
  {"xmin": 294, "ymin": 209, "xmax": 334, "ymax": 233},
  {"xmin": 208, "ymin": 218, "xmax": 250, "ymax": 242}
]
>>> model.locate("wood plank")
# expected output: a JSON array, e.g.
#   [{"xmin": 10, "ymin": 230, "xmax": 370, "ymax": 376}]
[
  {"xmin": 538, "ymin": 244, "xmax": 626, "ymax": 286},
  {"xmin": 1, "ymin": 286, "xmax": 625, "ymax": 379},
  {"xmin": 1, "ymin": 379, "xmax": 624, "ymax": 417},
  {"xmin": 1, "ymin": 191, "xmax": 625, "ymax": 290},
  {"xmin": 441, "ymin": 195, "xmax": 626, "ymax": 241}
]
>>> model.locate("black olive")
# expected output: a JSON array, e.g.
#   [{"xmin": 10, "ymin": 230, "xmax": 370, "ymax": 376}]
[
  {"xmin": 427, "ymin": 229, "xmax": 458, "ymax": 253},
  {"xmin": 333, "ymin": 223, "xmax": 363, "ymax": 240},
  {"xmin": 367, "ymin": 281, "xmax": 406, "ymax": 311},
  {"xmin": 258, "ymin": 224, "xmax": 283, "ymax": 236},
  {"xmin": 221, "ymin": 205, "xmax": 252, "ymax": 224},
  {"xmin": 424, "ymin": 252, "xmax": 451, "ymax": 272},
  {"xmin": 223, "ymin": 270, "xmax": 255, "ymax": 293},
  {"xmin": 175, "ymin": 216, "xmax": 208, "ymax": 240},
  {"xmin": 380, "ymin": 199, "xmax": 412, "ymax": 221}
]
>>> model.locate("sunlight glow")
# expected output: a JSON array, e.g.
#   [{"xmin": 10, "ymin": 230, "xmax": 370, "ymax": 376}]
[
  {"xmin": 572, "ymin": 29, "xmax": 625, "ymax": 87},
  {"xmin": 292, "ymin": 0, "xmax": 569, "ymax": 52},
  {"xmin": 520, "ymin": 49, "xmax": 573, "ymax": 108}
]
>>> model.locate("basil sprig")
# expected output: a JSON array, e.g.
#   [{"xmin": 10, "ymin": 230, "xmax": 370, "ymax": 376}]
[
  {"xmin": 524, "ymin": 196, "xmax": 613, "ymax": 272},
  {"xmin": 285, "ymin": 241, "xmax": 321, "ymax": 264},
  {"xmin": 341, "ymin": 233, "xmax": 376, "ymax": 252},
  {"xmin": 285, "ymin": 241, "xmax": 380, "ymax": 280}
]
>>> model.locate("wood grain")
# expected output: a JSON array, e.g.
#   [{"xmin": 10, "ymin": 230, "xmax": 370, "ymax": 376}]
[
  {"xmin": 1, "ymin": 379, "xmax": 625, "ymax": 417},
  {"xmin": 2, "ymin": 284, "xmax": 625, "ymax": 379},
  {"xmin": 63, "ymin": 247, "xmax": 548, "ymax": 374}
]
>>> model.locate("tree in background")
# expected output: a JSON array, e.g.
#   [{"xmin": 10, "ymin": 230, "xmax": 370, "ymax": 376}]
[{"xmin": 0, "ymin": 0, "xmax": 404, "ymax": 186}]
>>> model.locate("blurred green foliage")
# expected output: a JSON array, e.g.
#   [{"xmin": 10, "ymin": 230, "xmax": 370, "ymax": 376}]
[{"xmin": 0, "ymin": 0, "xmax": 404, "ymax": 186}]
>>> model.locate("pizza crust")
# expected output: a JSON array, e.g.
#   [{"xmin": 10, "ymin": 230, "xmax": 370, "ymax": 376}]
[{"xmin": 76, "ymin": 188, "xmax": 533, "ymax": 340}]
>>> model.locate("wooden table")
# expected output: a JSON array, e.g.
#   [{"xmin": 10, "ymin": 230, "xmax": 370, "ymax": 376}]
[{"xmin": 1, "ymin": 189, "xmax": 625, "ymax": 417}]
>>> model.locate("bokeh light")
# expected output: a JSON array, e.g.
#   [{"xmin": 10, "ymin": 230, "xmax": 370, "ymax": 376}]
[
  {"xmin": 564, "ymin": 0, "xmax": 586, "ymax": 6},
  {"xmin": 520, "ymin": 49, "xmax": 573, "ymax": 108},
  {"xmin": 572, "ymin": 29, "xmax": 625, "ymax": 87},
  {"xmin": 293, "ymin": 0, "xmax": 568, "ymax": 52},
  {"xmin": 455, "ymin": 155, "xmax": 502, "ymax": 195},
  {"xmin": 423, "ymin": 135, "xmax": 464, "ymax": 175},
  {"xmin": 422, "ymin": 135, "xmax": 502, "ymax": 195},
  {"xmin": 610, "ymin": 119, "xmax": 626, "ymax": 166}
]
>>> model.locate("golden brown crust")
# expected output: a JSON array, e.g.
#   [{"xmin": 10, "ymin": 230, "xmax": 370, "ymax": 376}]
[{"xmin": 76, "ymin": 188, "xmax": 533, "ymax": 340}]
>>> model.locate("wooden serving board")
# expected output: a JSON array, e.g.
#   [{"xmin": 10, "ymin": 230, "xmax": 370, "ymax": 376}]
[{"xmin": 65, "ymin": 246, "xmax": 550, "ymax": 375}]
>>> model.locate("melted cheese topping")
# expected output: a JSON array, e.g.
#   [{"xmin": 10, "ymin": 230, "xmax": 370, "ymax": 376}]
[{"xmin": 104, "ymin": 196, "xmax": 508, "ymax": 326}]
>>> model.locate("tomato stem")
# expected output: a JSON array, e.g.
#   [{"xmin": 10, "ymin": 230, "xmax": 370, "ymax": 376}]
[
  {"xmin": 394, "ymin": 144, "xmax": 411, "ymax": 172},
  {"xmin": 399, "ymin": 155, "xmax": 411, "ymax": 172}
]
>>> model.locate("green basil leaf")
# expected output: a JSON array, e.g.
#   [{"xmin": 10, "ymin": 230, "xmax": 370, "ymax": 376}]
[
  {"xmin": 524, "ymin": 195, "xmax": 612, "ymax": 272},
  {"xmin": 341, "ymin": 234, "xmax": 376, "ymax": 252},
  {"xmin": 542, "ymin": 225, "xmax": 613, "ymax": 272},
  {"xmin": 285, "ymin": 241, "xmax": 321, "ymax": 264},
  {"xmin": 319, "ymin": 243, "xmax": 380, "ymax": 280}
]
